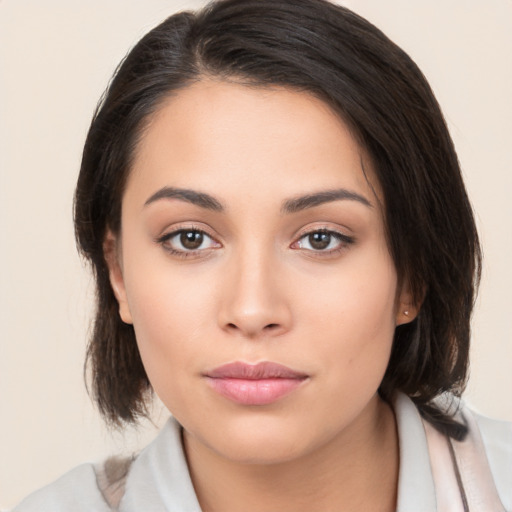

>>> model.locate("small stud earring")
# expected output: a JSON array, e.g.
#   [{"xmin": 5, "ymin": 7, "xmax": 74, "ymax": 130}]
[{"xmin": 404, "ymin": 310, "xmax": 409, "ymax": 316}]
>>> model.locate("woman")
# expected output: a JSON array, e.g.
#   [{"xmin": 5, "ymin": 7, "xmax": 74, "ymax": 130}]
[{"xmin": 11, "ymin": 0, "xmax": 511, "ymax": 510}]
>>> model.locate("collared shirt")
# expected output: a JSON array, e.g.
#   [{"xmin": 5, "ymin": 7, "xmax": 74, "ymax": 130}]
[{"xmin": 11, "ymin": 394, "xmax": 512, "ymax": 511}]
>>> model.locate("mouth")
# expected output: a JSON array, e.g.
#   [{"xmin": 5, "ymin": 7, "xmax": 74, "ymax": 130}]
[{"xmin": 204, "ymin": 361, "xmax": 309, "ymax": 405}]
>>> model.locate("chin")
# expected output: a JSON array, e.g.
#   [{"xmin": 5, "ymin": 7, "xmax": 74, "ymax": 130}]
[
  {"xmin": 214, "ymin": 435, "xmax": 307, "ymax": 465},
  {"xmin": 190, "ymin": 412, "xmax": 322, "ymax": 465}
]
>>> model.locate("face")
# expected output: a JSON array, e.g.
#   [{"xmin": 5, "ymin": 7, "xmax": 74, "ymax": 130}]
[{"xmin": 107, "ymin": 80, "xmax": 412, "ymax": 464}]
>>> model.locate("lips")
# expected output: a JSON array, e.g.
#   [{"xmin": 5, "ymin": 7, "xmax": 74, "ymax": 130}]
[{"xmin": 204, "ymin": 362, "xmax": 308, "ymax": 405}]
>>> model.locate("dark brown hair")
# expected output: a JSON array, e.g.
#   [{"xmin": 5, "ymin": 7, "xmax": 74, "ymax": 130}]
[{"xmin": 74, "ymin": 0, "xmax": 481, "ymax": 439}]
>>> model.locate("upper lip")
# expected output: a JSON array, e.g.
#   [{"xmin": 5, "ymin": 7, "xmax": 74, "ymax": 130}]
[{"xmin": 205, "ymin": 361, "xmax": 308, "ymax": 380}]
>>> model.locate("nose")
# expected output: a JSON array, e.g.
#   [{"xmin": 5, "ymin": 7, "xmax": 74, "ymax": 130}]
[{"xmin": 217, "ymin": 246, "xmax": 292, "ymax": 339}]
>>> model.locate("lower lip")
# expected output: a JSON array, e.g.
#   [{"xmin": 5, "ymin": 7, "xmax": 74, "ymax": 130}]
[{"xmin": 206, "ymin": 377, "xmax": 306, "ymax": 405}]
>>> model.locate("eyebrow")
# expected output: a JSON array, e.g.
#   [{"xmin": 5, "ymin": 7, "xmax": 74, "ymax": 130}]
[
  {"xmin": 144, "ymin": 186, "xmax": 372, "ymax": 214},
  {"xmin": 281, "ymin": 189, "xmax": 372, "ymax": 214},
  {"xmin": 144, "ymin": 187, "xmax": 224, "ymax": 212}
]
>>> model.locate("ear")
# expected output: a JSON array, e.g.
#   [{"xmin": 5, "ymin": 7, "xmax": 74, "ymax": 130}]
[
  {"xmin": 103, "ymin": 230, "xmax": 133, "ymax": 324},
  {"xmin": 395, "ymin": 282, "xmax": 421, "ymax": 326}
]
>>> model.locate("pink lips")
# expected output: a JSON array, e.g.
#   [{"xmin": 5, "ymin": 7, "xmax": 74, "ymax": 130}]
[{"xmin": 204, "ymin": 362, "xmax": 308, "ymax": 405}]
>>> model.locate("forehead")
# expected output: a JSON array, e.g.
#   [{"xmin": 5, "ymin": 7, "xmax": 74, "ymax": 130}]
[{"xmin": 127, "ymin": 79, "xmax": 379, "ymax": 207}]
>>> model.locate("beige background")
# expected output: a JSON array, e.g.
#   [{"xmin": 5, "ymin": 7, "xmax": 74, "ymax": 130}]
[{"xmin": 0, "ymin": 0, "xmax": 511, "ymax": 508}]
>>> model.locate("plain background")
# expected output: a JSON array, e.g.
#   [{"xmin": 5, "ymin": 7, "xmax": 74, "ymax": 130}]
[{"xmin": 0, "ymin": 0, "xmax": 511, "ymax": 508}]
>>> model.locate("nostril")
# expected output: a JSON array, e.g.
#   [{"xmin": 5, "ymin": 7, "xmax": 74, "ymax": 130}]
[{"xmin": 225, "ymin": 322, "xmax": 281, "ymax": 333}]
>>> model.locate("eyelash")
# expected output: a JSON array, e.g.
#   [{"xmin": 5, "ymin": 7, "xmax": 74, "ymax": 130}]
[
  {"xmin": 156, "ymin": 226, "xmax": 219, "ymax": 258},
  {"xmin": 156, "ymin": 227, "xmax": 355, "ymax": 259},
  {"xmin": 292, "ymin": 228, "xmax": 355, "ymax": 257}
]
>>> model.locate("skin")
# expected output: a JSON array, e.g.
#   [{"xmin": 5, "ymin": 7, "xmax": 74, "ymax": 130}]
[{"xmin": 106, "ymin": 80, "xmax": 417, "ymax": 512}]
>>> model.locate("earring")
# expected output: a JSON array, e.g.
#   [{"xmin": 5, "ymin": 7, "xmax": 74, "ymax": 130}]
[{"xmin": 404, "ymin": 310, "xmax": 409, "ymax": 316}]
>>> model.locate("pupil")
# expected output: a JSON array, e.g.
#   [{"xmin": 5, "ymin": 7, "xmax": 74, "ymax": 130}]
[
  {"xmin": 309, "ymin": 232, "xmax": 330, "ymax": 250},
  {"xmin": 181, "ymin": 231, "xmax": 203, "ymax": 250}
]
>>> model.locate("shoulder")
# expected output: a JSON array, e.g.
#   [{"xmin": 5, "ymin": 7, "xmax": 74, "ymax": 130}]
[
  {"xmin": 10, "ymin": 463, "xmax": 112, "ymax": 512},
  {"xmin": 474, "ymin": 408, "xmax": 512, "ymax": 458},
  {"xmin": 9, "ymin": 418, "xmax": 199, "ymax": 512},
  {"xmin": 393, "ymin": 392, "xmax": 512, "ymax": 511},
  {"xmin": 471, "ymin": 408, "xmax": 512, "ymax": 511}
]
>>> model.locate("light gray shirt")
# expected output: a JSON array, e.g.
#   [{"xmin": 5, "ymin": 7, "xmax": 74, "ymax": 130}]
[{"xmin": 11, "ymin": 394, "xmax": 512, "ymax": 511}]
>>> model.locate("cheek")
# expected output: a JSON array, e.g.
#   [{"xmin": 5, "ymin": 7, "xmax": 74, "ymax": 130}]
[
  {"xmin": 126, "ymin": 279, "xmax": 214, "ymax": 417},
  {"xmin": 300, "ymin": 248, "xmax": 397, "ymax": 377},
  {"xmin": 308, "ymin": 251, "xmax": 396, "ymax": 324},
  {"xmin": 128, "ymin": 278, "xmax": 212, "ymax": 349},
  {"xmin": 121, "ymin": 253, "xmax": 219, "ymax": 389}
]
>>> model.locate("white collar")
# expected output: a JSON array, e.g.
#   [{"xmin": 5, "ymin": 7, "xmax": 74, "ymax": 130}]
[
  {"xmin": 393, "ymin": 393, "xmax": 437, "ymax": 511},
  {"xmin": 121, "ymin": 393, "xmax": 436, "ymax": 511}
]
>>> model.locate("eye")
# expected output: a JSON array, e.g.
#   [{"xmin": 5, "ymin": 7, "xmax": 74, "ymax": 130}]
[
  {"xmin": 293, "ymin": 229, "xmax": 354, "ymax": 253},
  {"xmin": 157, "ymin": 228, "xmax": 220, "ymax": 255}
]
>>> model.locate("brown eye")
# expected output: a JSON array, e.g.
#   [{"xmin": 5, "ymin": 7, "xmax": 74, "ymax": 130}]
[
  {"xmin": 180, "ymin": 230, "xmax": 204, "ymax": 250},
  {"xmin": 158, "ymin": 228, "xmax": 220, "ymax": 256},
  {"xmin": 308, "ymin": 232, "xmax": 331, "ymax": 250},
  {"xmin": 293, "ymin": 229, "xmax": 355, "ymax": 253}
]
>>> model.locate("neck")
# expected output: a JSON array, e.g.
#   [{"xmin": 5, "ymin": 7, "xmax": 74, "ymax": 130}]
[{"xmin": 183, "ymin": 395, "xmax": 399, "ymax": 512}]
